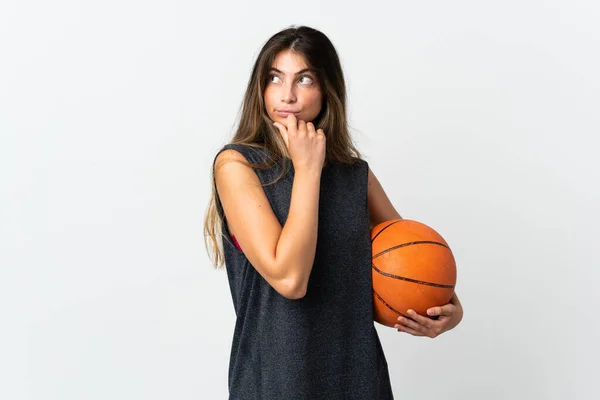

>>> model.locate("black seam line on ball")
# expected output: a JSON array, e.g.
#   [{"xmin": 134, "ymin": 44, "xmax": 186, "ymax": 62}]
[
  {"xmin": 372, "ymin": 289, "xmax": 409, "ymax": 318},
  {"xmin": 370, "ymin": 219, "xmax": 403, "ymax": 244},
  {"xmin": 372, "ymin": 263, "xmax": 455, "ymax": 289},
  {"xmin": 372, "ymin": 240, "xmax": 449, "ymax": 259}
]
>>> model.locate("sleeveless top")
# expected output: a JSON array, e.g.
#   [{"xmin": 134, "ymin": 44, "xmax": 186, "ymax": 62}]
[{"xmin": 212, "ymin": 143, "xmax": 394, "ymax": 400}]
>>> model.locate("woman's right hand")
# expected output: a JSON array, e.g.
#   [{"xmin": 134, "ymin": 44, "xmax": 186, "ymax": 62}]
[{"xmin": 273, "ymin": 114, "xmax": 326, "ymax": 174}]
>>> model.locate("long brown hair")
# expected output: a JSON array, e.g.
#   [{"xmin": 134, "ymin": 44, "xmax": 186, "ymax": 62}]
[{"xmin": 204, "ymin": 25, "xmax": 363, "ymax": 269}]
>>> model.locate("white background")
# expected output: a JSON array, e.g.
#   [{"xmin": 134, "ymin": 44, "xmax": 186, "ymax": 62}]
[{"xmin": 1, "ymin": 1, "xmax": 598, "ymax": 399}]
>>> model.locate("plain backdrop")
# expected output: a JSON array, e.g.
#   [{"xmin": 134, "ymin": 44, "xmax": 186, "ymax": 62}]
[{"xmin": 1, "ymin": 1, "xmax": 599, "ymax": 399}]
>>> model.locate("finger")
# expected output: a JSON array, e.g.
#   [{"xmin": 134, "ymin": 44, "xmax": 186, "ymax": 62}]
[
  {"xmin": 306, "ymin": 121, "xmax": 316, "ymax": 136},
  {"xmin": 316, "ymin": 128, "xmax": 325, "ymax": 136},
  {"xmin": 432, "ymin": 304, "xmax": 455, "ymax": 317},
  {"xmin": 426, "ymin": 307, "xmax": 442, "ymax": 317},
  {"xmin": 427, "ymin": 304, "xmax": 455, "ymax": 317},
  {"xmin": 273, "ymin": 122, "xmax": 289, "ymax": 149},
  {"xmin": 286, "ymin": 114, "xmax": 297, "ymax": 136},
  {"xmin": 297, "ymin": 119, "xmax": 307, "ymax": 136},
  {"xmin": 406, "ymin": 309, "xmax": 435, "ymax": 328},
  {"xmin": 395, "ymin": 323, "xmax": 425, "ymax": 336},
  {"xmin": 397, "ymin": 315, "xmax": 423, "ymax": 331}
]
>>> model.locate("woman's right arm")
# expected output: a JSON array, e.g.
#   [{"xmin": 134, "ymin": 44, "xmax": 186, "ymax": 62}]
[{"xmin": 214, "ymin": 149, "xmax": 321, "ymax": 299}]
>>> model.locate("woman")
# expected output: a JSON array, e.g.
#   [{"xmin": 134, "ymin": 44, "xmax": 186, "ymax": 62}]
[{"xmin": 204, "ymin": 25, "xmax": 463, "ymax": 400}]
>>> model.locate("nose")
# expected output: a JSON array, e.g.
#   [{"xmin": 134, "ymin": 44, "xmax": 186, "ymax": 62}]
[{"xmin": 281, "ymin": 82, "xmax": 296, "ymax": 103}]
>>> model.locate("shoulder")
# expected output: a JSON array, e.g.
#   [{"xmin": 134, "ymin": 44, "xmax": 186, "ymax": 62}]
[
  {"xmin": 366, "ymin": 164, "xmax": 402, "ymax": 226},
  {"xmin": 367, "ymin": 164, "xmax": 374, "ymax": 184},
  {"xmin": 212, "ymin": 145, "xmax": 258, "ymax": 184},
  {"xmin": 213, "ymin": 143, "xmax": 284, "ymax": 189},
  {"xmin": 214, "ymin": 147, "xmax": 249, "ymax": 171},
  {"xmin": 213, "ymin": 143, "xmax": 270, "ymax": 170},
  {"xmin": 213, "ymin": 149, "xmax": 264, "ymax": 203}
]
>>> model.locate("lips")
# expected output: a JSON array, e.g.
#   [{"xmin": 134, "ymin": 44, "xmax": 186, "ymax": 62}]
[{"xmin": 276, "ymin": 110, "xmax": 299, "ymax": 117}]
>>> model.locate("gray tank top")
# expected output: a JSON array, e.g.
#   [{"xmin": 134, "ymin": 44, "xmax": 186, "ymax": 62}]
[{"xmin": 213, "ymin": 143, "xmax": 394, "ymax": 400}]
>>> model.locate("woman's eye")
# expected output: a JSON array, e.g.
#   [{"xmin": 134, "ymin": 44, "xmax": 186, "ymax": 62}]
[
  {"xmin": 299, "ymin": 76, "xmax": 314, "ymax": 85},
  {"xmin": 268, "ymin": 75, "xmax": 281, "ymax": 83}
]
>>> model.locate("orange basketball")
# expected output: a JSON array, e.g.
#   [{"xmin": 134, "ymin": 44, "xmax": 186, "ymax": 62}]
[{"xmin": 371, "ymin": 219, "xmax": 457, "ymax": 328}]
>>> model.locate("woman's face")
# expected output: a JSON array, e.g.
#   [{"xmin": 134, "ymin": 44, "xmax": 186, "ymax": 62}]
[{"xmin": 264, "ymin": 50, "xmax": 323, "ymax": 125}]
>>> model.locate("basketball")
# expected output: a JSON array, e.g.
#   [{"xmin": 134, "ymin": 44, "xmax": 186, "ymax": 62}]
[{"xmin": 371, "ymin": 219, "xmax": 457, "ymax": 327}]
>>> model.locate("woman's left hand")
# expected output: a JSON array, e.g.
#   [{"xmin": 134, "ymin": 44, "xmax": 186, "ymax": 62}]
[{"xmin": 395, "ymin": 293, "xmax": 463, "ymax": 338}]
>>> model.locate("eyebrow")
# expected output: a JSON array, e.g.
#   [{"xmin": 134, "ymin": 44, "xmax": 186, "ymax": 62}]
[{"xmin": 269, "ymin": 67, "xmax": 315, "ymax": 76}]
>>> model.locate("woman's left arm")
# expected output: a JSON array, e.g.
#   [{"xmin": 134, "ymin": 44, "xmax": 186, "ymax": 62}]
[
  {"xmin": 395, "ymin": 292, "xmax": 463, "ymax": 338},
  {"xmin": 367, "ymin": 166, "xmax": 463, "ymax": 337},
  {"xmin": 367, "ymin": 167, "xmax": 402, "ymax": 227}
]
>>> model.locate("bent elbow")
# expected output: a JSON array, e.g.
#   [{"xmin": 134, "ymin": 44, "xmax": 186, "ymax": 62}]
[
  {"xmin": 278, "ymin": 278, "xmax": 308, "ymax": 300},
  {"xmin": 285, "ymin": 287, "xmax": 307, "ymax": 300}
]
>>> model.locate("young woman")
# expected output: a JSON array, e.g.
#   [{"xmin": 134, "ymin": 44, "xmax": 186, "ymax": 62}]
[{"xmin": 204, "ymin": 25, "xmax": 463, "ymax": 400}]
